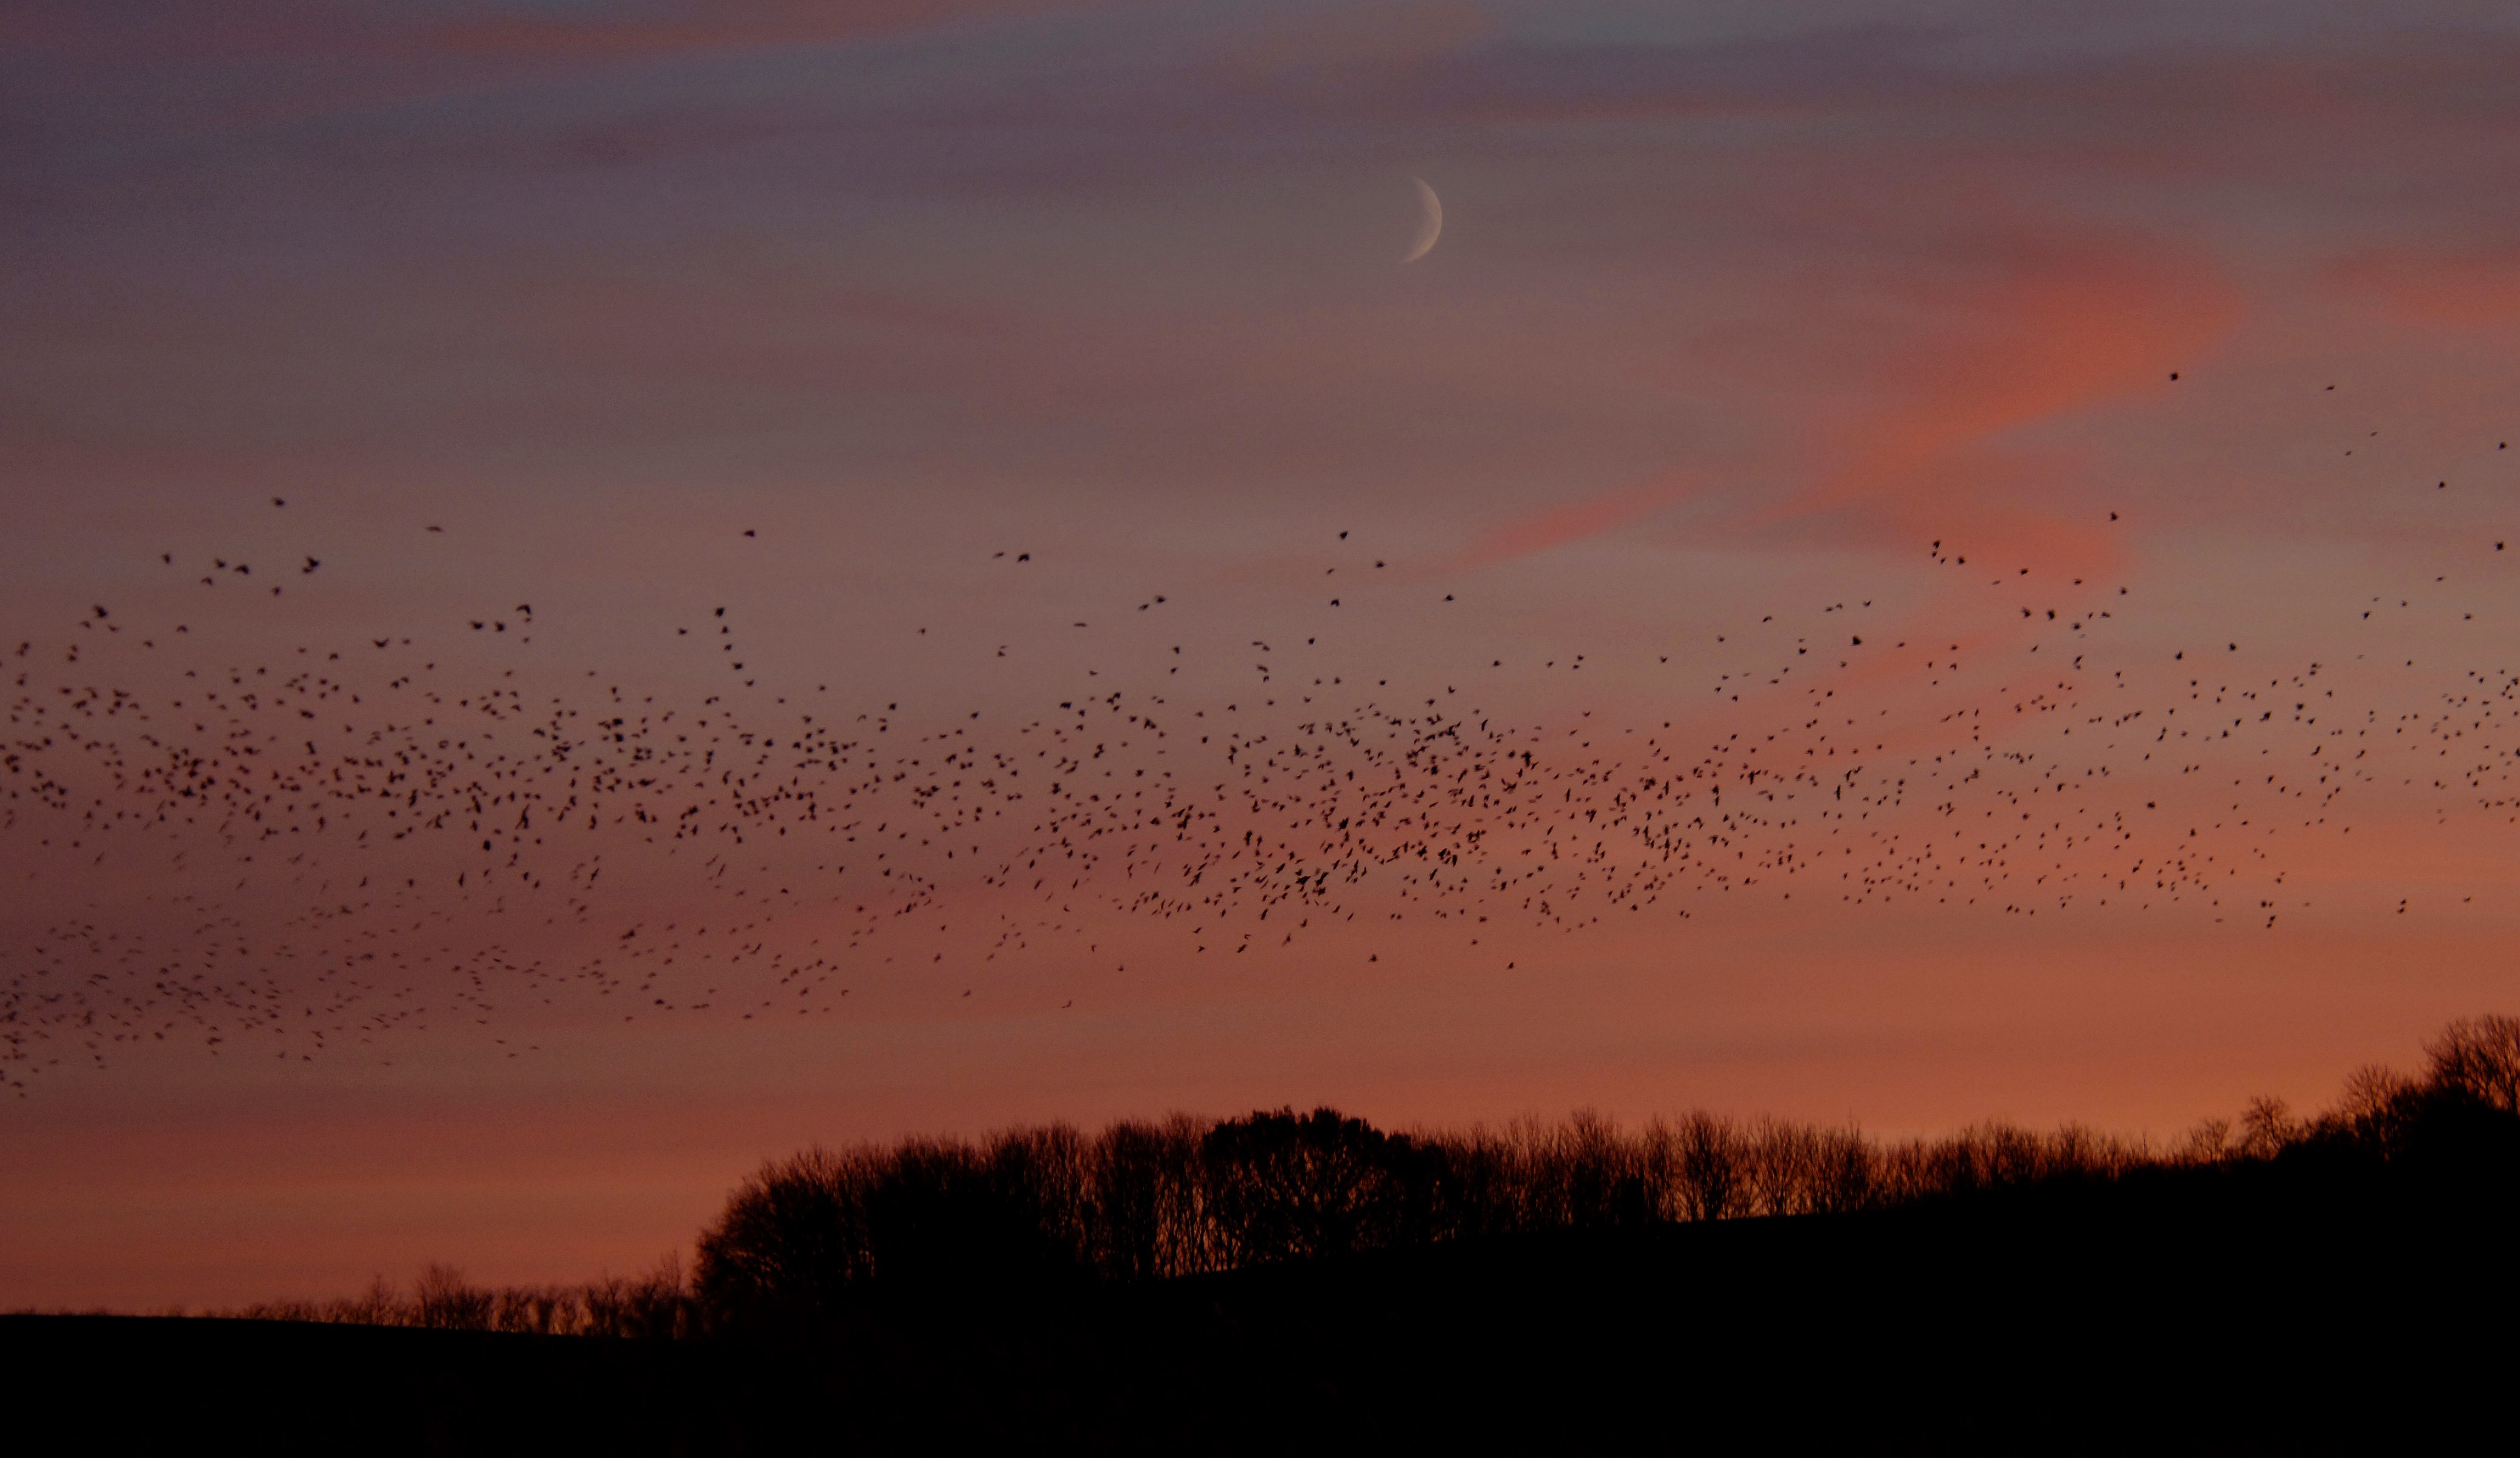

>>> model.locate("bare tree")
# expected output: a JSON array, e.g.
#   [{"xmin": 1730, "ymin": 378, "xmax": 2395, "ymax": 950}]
[
  {"xmin": 1089, "ymin": 1120, "xmax": 1174, "ymax": 1282},
  {"xmin": 694, "ymin": 1145, "xmax": 877, "ymax": 1324},
  {"xmin": 2425, "ymin": 1015, "xmax": 2520, "ymax": 1115},
  {"xmin": 1201, "ymin": 1108, "xmax": 1404, "ymax": 1265},
  {"xmin": 1674, "ymin": 1111, "xmax": 1741, "ymax": 1222},
  {"xmin": 2182, "ymin": 1117, "xmax": 2234, "ymax": 1166},
  {"xmin": 1805, "ymin": 1126, "xmax": 1877, "ymax": 1215},
  {"xmin": 2237, "ymin": 1097, "xmax": 2294, "ymax": 1160},
  {"xmin": 1746, "ymin": 1118, "xmax": 1819, "ymax": 1217},
  {"xmin": 413, "ymin": 1264, "xmax": 492, "ymax": 1330}
]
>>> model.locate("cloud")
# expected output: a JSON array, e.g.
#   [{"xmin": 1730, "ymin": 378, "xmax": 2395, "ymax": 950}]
[
  {"xmin": 1, "ymin": 0, "xmax": 1126, "ymax": 63},
  {"xmin": 407, "ymin": 0, "xmax": 1108, "ymax": 62},
  {"xmin": 2330, "ymin": 246, "xmax": 2520, "ymax": 327},
  {"xmin": 1431, "ymin": 209, "xmax": 2234, "ymax": 580},
  {"xmin": 1792, "ymin": 220, "xmax": 2239, "ymax": 524},
  {"xmin": 1436, "ymin": 476, "xmax": 1698, "ymax": 572}
]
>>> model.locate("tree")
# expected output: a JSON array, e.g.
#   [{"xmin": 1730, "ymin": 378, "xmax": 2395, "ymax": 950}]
[
  {"xmin": 694, "ymin": 1146, "xmax": 876, "ymax": 1327},
  {"xmin": 2237, "ymin": 1097, "xmax": 2294, "ymax": 1160},
  {"xmin": 1674, "ymin": 1112, "xmax": 1741, "ymax": 1222},
  {"xmin": 2425, "ymin": 1015, "xmax": 2520, "ymax": 1116},
  {"xmin": 413, "ymin": 1263, "xmax": 492, "ymax": 1330},
  {"xmin": 1201, "ymin": 1108, "xmax": 1405, "ymax": 1265}
]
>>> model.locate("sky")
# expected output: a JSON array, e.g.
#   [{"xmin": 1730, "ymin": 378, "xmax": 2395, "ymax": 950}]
[{"xmin": 9, "ymin": 0, "xmax": 2520, "ymax": 1308}]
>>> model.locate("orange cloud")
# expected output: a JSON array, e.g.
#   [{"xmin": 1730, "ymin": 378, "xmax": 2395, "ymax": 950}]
[
  {"xmin": 1433, "ymin": 219, "xmax": 2231, "ymax": 585},
  {"xmin": 1613, "ymin": 221, "xmax": 2233, "ymax": 737},
  {"xmin": 1436, "ymin": 475, "xmax": 1698, "ymax": 573},
  {"xmin": 1801, "ymin": 231, "xmax": 2240, "ymax": 527},
  {"xmin": 2330, "ymin": 246, "xmax": 2520, "ymax": 327}
]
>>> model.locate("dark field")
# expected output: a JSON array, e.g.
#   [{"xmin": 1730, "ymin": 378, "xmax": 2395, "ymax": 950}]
[{"xmin": 13, "ymin": 1157, "xmax": 2512, "ymax": 1456}]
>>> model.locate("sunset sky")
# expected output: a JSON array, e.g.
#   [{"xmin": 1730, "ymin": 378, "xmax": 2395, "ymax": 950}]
[{"xmin": 9, "ymin": 0, "xmax": 2520, "ymax": 1308}]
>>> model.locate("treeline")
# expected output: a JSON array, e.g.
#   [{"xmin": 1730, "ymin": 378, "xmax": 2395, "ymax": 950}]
[
  {"xmin": 691, "ymin": 1110, "xmax": 2125, "ymax": 1322},
  {"xmin": 225, "ymin": 1015, "xmax": 2520, "ymax": 1333},
  {"xmin": 223, "ymin": 1258, "xmax": 695, "ymax": 1338},
  {"xmin": 693, "ymin": 1014, "xmax": 2520, "ymax": 1325}
]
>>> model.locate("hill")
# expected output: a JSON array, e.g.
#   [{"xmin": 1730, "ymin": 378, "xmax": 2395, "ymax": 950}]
[{"xmin": 12, "ymin": 1154, "xmax": 2512, "ymax": 1453}]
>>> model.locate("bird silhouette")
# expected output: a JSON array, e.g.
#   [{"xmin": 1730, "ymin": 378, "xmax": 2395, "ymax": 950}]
[{"xmin": 4, "ymin": 400, "xmax": 2512, "ymax": 1094}]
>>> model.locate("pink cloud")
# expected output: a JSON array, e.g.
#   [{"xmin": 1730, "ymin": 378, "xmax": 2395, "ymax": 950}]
[
  {"xmin": 1796, "ymin": 226, "xmax": 2240, "ymax": 524},
  {"xmin": 1435, "ymin": 476, "xmax": 1698, "ymax": 573},
  {"xmin": 2330, "ymin": 246, "xmax": 2520, "ymax": 327}
]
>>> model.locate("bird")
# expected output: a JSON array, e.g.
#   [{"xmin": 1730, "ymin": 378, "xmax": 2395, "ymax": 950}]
[{"xmin": 5, "ymin": 395, "xmax": 2511, "ymax": 1094}]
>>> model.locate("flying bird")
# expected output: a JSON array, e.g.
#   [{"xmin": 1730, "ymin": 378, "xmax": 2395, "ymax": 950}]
[{"xmin": 7, "ymin": 399, "xmax": 2512, "ymax": 1094}]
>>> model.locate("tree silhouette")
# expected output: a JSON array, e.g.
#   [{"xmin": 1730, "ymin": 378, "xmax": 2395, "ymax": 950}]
[
  {"xmin": 1200, "ymin": 1108, "xmax": 1408, "ymax": 1265},
  {"xmin": 2426, "ymin": 1015, "xmax": 2520, "ymax": 1115},
  {"xmin": 222, "ymin": 1012, "xmax": 2520, "ymax": 1341}
]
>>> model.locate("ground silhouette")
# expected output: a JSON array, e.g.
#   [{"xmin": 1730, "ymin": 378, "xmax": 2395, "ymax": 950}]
[{"xmin": 10, "ymin": 1016, "xmax": 2518, "ymax": 1452}]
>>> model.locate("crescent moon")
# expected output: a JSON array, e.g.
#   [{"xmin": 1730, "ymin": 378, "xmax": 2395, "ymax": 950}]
[{"xmin": 1403, "ymin": 178, "xmax": 1442, "ymax": 263}]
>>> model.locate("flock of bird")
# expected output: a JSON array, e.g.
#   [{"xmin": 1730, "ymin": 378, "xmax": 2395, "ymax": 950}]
[{"xmin": 6, "ymin": 411, "xmax": 2518, "ymax": 1095}]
